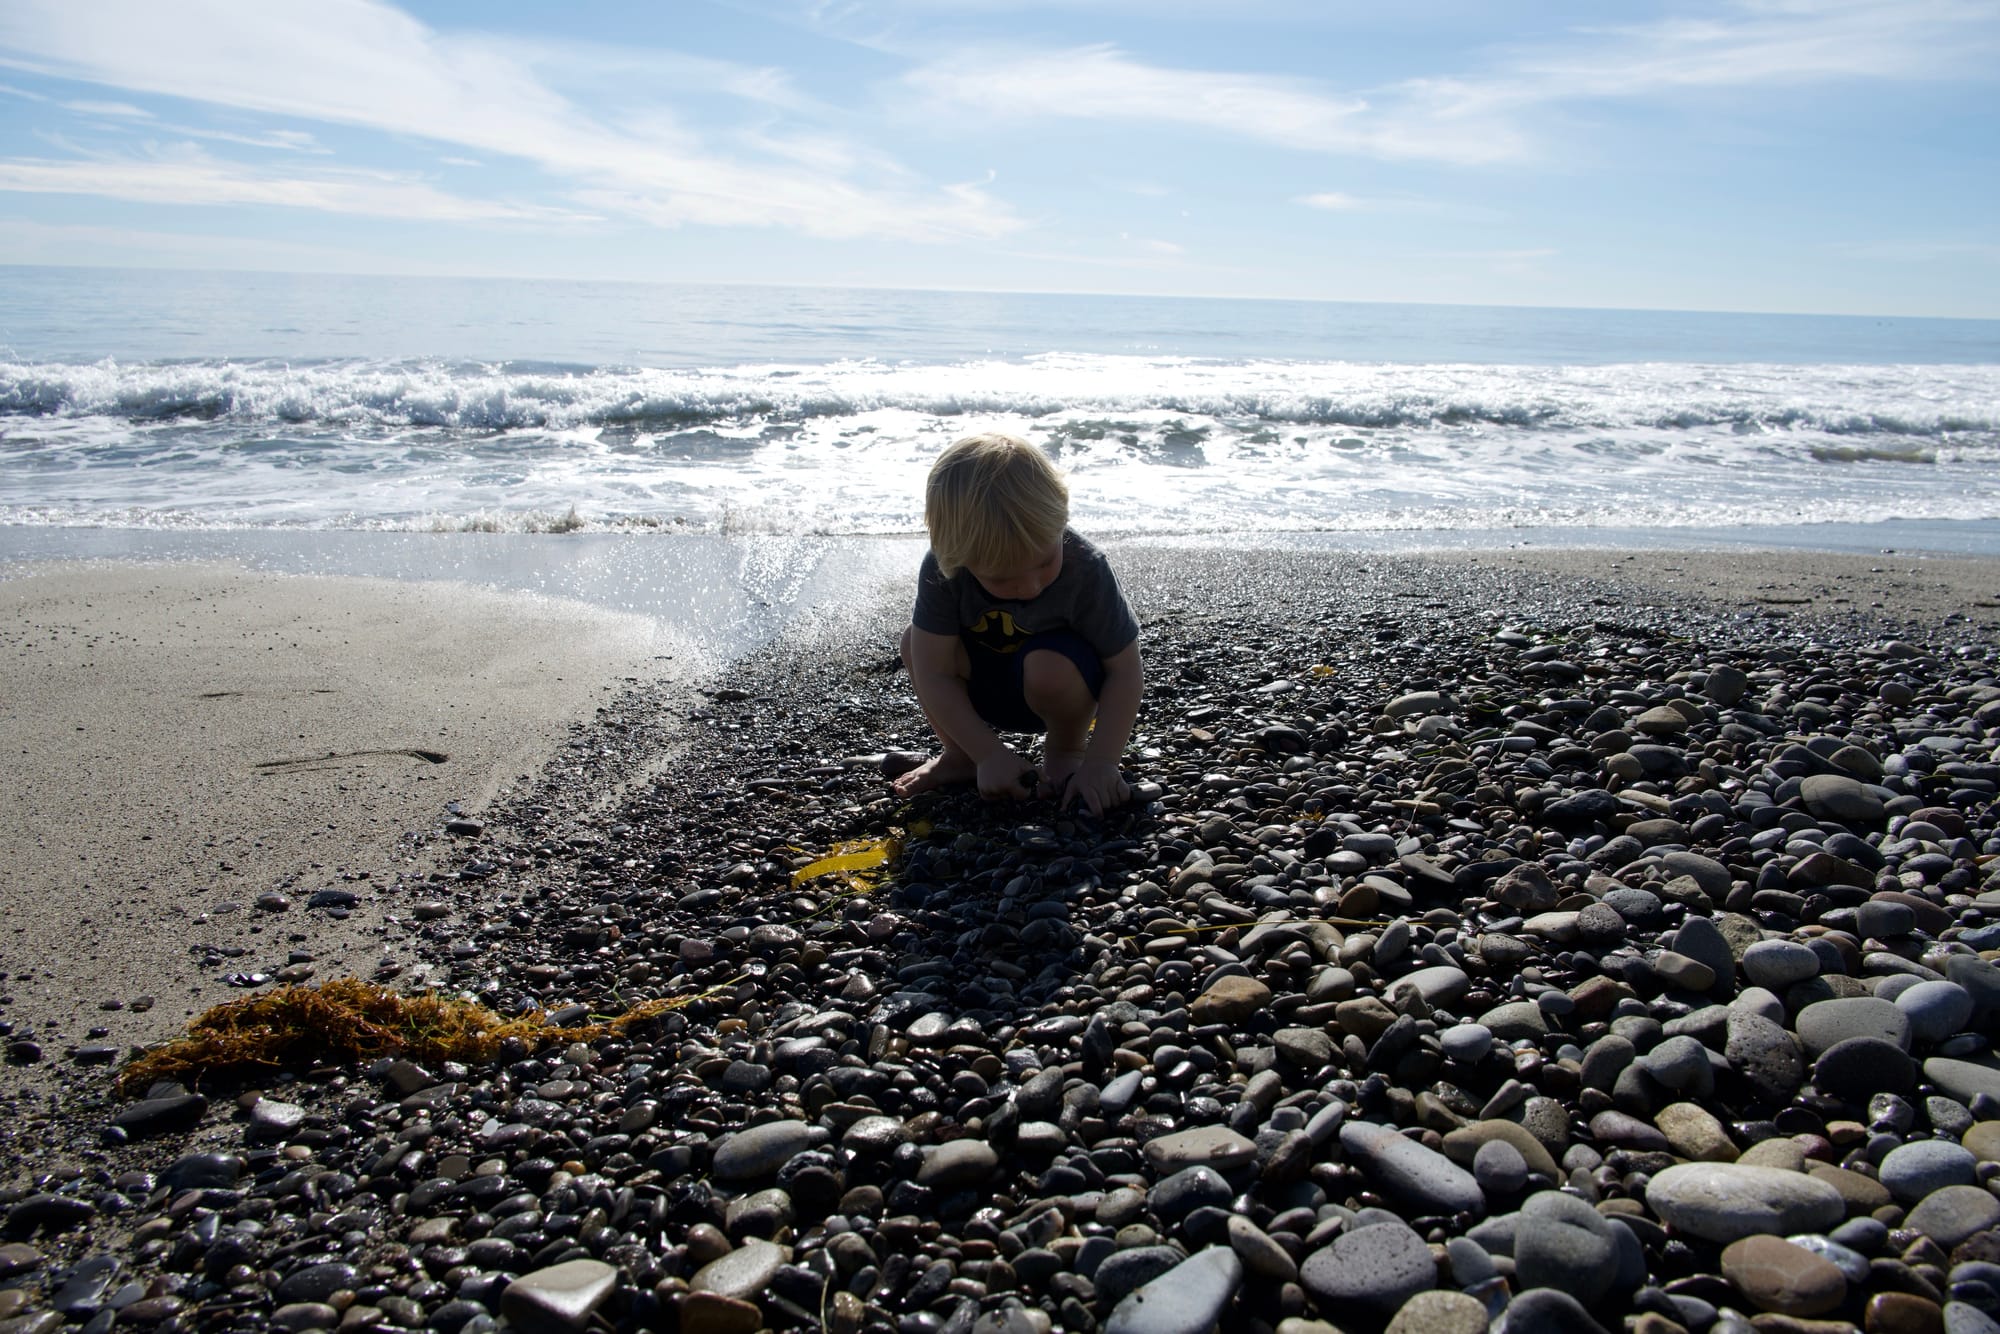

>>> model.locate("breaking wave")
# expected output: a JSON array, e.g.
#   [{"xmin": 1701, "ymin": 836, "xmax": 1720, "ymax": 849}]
[
  {"xmin": 3, "ymin": 353, "xmax": 1996, "ymax": 536},
  {"xmin": 4, "ymin": 354, "xmax": 1996, "ymax": 440}
]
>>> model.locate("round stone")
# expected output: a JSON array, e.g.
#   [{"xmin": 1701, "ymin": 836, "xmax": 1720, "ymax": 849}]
[
  {"xmin": 1440, "ymin": 1023, "xmax": 1494, "ymax": 1065},
  {"xmin": 1963, "ymin": 1122, "xmax": 2000, "ymax": 1164},
  {"xmin": 1515, "ymin": 1189, "xmax": 1617, "ymax": 1306},
  {"xmin": 1472, "ymin": 1140, "xmax": 1527, "ymax": 1197},
  {"xmin": 1878, "ymin": 1139, "xmax": 1978, "ymax": 1204},
  {"xmin": 1644, "ymin": 1163, "xmax": 1845, "ymax": 1244},
  {"xmin": 711, "ymin": 1121, "xmax": 812, "ymax": 1182},
  {"xmin": 841, "ymin": 1117, "xmax": 907, "ymax": 1155},
  {"xmin": 1602, "ymin": 886, "xmax": 1663, "ymax": 923},
  {"xmin": 1655, "ymin": 1102, "xmax": 1739, "ymax": 1163},
  {"xmin": 1800, "ymin": 774, "xmax": 1885, "ymax": 823},
  {"xmin": 1501, "ymin": 1288, "xmax": 1618, "ymax": 1334},
  {"xmin": 1926, "ymin": 1057, "xmax": 2000, "ymax": 1107},
  {"xmin": 1720, "ymin": 1235, "xmax": 1846, "ymax": 1316},
  {"xmin": 1896, "ymin": 981, "xmax": 1975, "ymax": 1046},
  {"xmin": 1384, "ymin": 1290, "xmax": 1490, "ymax": 1334},
  {"xmin": 1864, "ymin": 1293, "xmax": 1946, "ymax": 1334},
  {"xmin": 1191, "ymin": 975, "xmax": 1272, "ymax": 1025},
  {"xmin": 917, "ymin": 1140, "xmax": 999, "ymax": 1189},
  {"xmin": 1639, "ymin": 1035, "xmax": 1712, "ymax": 1090},
  {"xmin": 1857, "ymin": 900, "xmax": 1917, "ymax": 939},
  {"xmin": 1727, "ymin": 1012, "xmax": 1806, "ymax": 1102},
  {"xmin": 1796, "ymin": 997, "xmax": 1912, "ymax": 1056},
  {"xmin": 1814, "ymin": 1036, "xmax": 1916, "ymax": 1098},
  {"xmin": 1441, "ymin": 1121, "xmax": 1560, "ymax": 1182},
  {"xmin": 1300, "ymin": 1221, "xmax": 1437, "ymax": 1316},
  {"xmin": 274, "ymin": 1263, "xmax": 361, "ymax": 1305},
  {"xmin": 1147, "ymin": 1166, "xmax": 1232, "ymax": 1227},
  {"xmin": 690, "ymin": 1240, "xmax": 785, "ymax": 1302},
  {"xmin": 1742, "ymin": 940, "xmax": 1820, "ymax": 990},
  {"xmin": 1904, "ymin": 1184, "xmax": 2000, "ymax": 1248}
]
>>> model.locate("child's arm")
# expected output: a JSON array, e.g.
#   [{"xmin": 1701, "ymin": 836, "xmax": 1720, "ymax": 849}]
[
  {"xmin": 905, "ymin": 626, "xmax": 1036, "ymax": 798},
  {"xmin": 1068, "ymin": 641, "xmax": 1143, "ymax": 815}
]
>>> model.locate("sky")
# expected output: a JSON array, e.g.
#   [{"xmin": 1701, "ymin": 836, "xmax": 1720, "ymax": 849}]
[{"xmin": 0, "ymin": 0, "xmax": 1996, "ymax": 317}]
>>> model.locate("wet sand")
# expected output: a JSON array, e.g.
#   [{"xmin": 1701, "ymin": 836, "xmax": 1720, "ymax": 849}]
[{"xmin": 0, "ymin": 561, "xmax": 690, "ymax": 1117}]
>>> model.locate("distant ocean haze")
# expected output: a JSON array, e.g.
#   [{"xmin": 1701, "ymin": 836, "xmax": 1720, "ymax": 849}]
[{"xmin": 2, "ymin": 266, "xmax": 1996, "ymax": 538}]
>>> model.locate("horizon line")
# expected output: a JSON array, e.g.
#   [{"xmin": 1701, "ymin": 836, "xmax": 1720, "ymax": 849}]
[{"xmin": 4, "ymin": 258, "xmax": 1998, "ymax": 326}]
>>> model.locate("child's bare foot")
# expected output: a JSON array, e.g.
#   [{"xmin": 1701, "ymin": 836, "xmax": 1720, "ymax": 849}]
[
  {"xmin": 891, "ymin": 749, "xmax": 976, "ymax": 795},
  {"xmin": 1040, "ymin": 749, "xmax": 1086, "ymax": 796}
]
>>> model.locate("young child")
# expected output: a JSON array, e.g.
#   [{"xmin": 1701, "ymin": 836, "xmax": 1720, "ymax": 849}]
[{"xmin": 893, "ymin": 432, "xmax": 1142, "ymax": 816}]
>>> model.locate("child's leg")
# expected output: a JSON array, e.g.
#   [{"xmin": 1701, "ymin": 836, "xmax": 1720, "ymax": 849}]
[
  {"xmin": 892, "ymin": 626, "xmax": 980, "ymax": 795},
  {"xmin": 1022, "ymin": 647, "xmax": 1097, "ymax": 790}
]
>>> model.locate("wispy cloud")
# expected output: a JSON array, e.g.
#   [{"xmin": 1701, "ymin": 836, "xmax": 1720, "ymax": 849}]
[
  {"xmin": 1392, "ymin": 0, "xmax": 2000, "ymax": 139},
  {"xmin": 0, "ymin": 146, "xmax": 592, "ymax": 223},
  {"xmin": 62, "ymin": 98, "xmax": 151, "ymax": 118},
  {"xmin": 172, "ymin": 125, "xmax": 325, "ymax": 153},
  {"xmin": 0, "ymin": 0, "xmax": 1024, "ymax": 242},
  {"xmin": 1502, "ymin": 0, "xmax": 1995, "ymax": 100},
  {"xmin": 903, "ymin": 2, "xmax": 1996, "ymax": 164},
  {"xmin": 903, "ymin": 44, "xmax": 1517, "ymax": 164},
  {"xmin": 1295, "ymin": 191, "xmax": 1476, "ymax": 218},
  {"xmin": 1297, "ymin": 192, "xmax": 1365, "ymax": 211},
  {"xmin": 52, "ymin": 93, "xmax": 327, "ymax": 153},
  {"xmin": 476, "ymin": 35, "xmax": 826, "ymax": 116}
]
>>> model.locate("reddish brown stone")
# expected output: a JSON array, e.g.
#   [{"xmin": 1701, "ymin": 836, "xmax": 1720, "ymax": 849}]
[
  {"xmin": 1569, "ymin": 973, "xmax": 1636, "ymax": 1018},
  {"xmin": 1865, "ymin": 1291, "xmax": 1943, "ymax": 1334},
  {"xmin": 1191, "ymin": 974, "xmax": 1273, "ymax": 1025},
  {"xmin": 1722, "ymin": 1235, "xmax": 1847, "ymax": 1317}
]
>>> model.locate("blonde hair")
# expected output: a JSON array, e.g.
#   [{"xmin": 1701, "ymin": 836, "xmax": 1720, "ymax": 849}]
[{"xmin": 925, "ymin": 433, "xmax": 1069, "ymax": 578}]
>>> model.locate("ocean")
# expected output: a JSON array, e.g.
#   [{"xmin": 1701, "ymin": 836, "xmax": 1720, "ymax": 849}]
[
  {"xmin": 3, "ymin": 265, "xmax": 1998, "ymax": 650},
  {"xmin": 4, "ymin": 266, "xmax": 1997, "ymax": 541}
]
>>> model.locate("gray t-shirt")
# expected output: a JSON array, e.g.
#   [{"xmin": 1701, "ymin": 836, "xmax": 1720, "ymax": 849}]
[{"xmin": 912, "ymin": 529, "xmax": 1138, "ymax": 660}]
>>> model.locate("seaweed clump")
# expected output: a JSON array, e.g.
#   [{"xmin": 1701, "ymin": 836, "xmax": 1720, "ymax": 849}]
[{"xmin": 115, "ymin": 976, "xmax": 705, "ymax": 1095}]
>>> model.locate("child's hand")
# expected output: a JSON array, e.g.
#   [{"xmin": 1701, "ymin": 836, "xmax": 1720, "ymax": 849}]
[
  {"xmin": 1062, "ymin": 759, "xmax": 1132, "ymax": 816},
  {"xmin": 975, "ymin": 746, "xmax": 1038, "ymax": 801}
]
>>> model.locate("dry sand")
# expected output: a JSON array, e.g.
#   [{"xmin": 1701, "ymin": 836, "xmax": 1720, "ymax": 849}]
[{"xmin": 0, "ymin": 560, "xmax": 690, "ymax": 1117}]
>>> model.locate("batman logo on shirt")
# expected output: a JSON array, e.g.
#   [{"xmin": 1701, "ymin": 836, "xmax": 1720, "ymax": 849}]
[{"xmin": 967, "ymin": 609, "xmax": 1027, "ymax": 653}]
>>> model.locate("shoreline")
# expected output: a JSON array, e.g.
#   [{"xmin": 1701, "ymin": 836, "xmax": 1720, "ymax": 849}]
[{"xmin": 1, "ymin": 543, "xmax": 1997, "ymax": 1334}]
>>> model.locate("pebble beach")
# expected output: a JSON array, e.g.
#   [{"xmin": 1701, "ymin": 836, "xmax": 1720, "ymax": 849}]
[{"xmin": 3, "ymin": 543, "xmax": 2000, "ymax": 1334}]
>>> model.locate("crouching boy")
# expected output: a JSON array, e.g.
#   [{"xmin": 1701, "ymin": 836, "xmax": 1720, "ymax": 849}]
[{"xmin": 892, "ymin": 432, "xmax": 1142, "ymax": 815}]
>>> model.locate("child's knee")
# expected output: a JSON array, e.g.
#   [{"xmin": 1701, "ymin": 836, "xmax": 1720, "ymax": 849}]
[
  {"xmin": 899, "ymin": 625, "xmax": 914, "ymax": 669},
  {"xmin": 1022, "ymin": 649, "xmax": 1091, "ymax": 707}
]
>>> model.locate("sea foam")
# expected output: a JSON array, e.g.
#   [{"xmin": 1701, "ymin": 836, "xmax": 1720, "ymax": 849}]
[{"xmin": 2, "ymin": 355, "xmax": 1995, "ymax": 535}]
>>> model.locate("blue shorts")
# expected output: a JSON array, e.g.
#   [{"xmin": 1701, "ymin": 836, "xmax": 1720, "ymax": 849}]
[{"xmin": 966, "ymin": 631, "xmax": 1105, "ymax": 734}]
